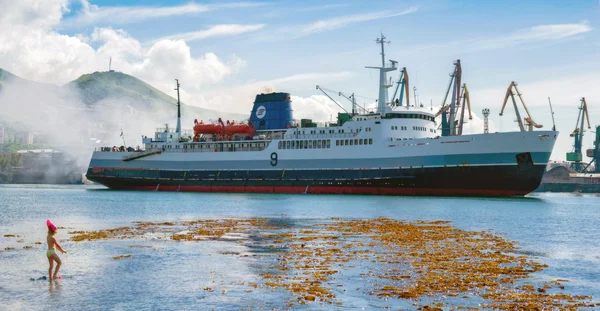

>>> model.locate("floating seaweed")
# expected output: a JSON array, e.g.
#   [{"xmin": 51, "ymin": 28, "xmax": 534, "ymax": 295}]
[{"xmin": 67, "ymin": 217, "xmax": 598, "ymax": 309}]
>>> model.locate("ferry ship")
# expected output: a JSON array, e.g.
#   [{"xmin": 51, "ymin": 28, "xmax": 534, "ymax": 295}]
[{"xmin": 86, "ymin": 35, "xmax": 558, "ymax": 197}]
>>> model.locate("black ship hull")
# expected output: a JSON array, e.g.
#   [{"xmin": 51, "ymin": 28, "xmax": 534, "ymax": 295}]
[{"xmin": 87, "ymin": 164, "xmax": 547, "ymax": 197}]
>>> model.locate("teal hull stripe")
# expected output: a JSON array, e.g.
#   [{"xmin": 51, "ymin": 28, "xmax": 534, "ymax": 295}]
[{"xmin": 89, "ymin": 152, "xmax": 551, "ymax": 170}]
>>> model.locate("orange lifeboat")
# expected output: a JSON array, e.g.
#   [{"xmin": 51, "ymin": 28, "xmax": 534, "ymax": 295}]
[
  {"xmin": 193, "ymin": 122, "xmax": 221, "ymax": 135},
  {"xmin": 223, "ymin": 122, "xmax": 253, "ymax": 135}
]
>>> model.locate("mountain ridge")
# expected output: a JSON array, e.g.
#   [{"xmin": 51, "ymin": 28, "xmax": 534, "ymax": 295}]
[{"xmin": 0, "ymin": 68, "xmax": 247, "ymax": 121}]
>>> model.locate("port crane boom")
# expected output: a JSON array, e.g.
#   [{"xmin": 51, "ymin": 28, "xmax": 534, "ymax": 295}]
[
  {"xmin": 457, "ymin": 83, "xmax": 473, "ymax": 136},
  {"xmin": 391, "ymin": 67, "xmax": 410, "ymax": 107},
  {"xmin": 499, "ymin": 81, "xmax": 542, "ymax": 131},
  {"xmin": 568, "ymin": 97, "xmax": 591, "ymax": 172},
  {"xmin": 339, "ymin": 91, "xmax": 368, "ymax": 114},
  {"xmin": 316, "ymin": 85, "xmax": 349, "ymax": 113},
  {"xmin": 436, "ymin": 60, "xmax": 462, "ymax": 136}
]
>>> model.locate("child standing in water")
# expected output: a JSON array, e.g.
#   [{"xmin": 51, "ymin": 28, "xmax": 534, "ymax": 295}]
[{"xmin": 46, "ymin": 220, "xmax": 67, "ymax": 280}]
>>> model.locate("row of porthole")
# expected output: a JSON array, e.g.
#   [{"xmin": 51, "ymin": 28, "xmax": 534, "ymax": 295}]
[
  {"xmin": 336, "ymin": 138, "xmax": 373, "ymax": 146},
  {"xmin": 277, "ymin": 139, "xmax": 332, "ymax": 150},
  {"xmin": 300, "ymin": 127, "xmax": 372, "ymax": 134},
  {"xmin": 390, "ymin": 126, "xmax": 436, "ymax": 134}
]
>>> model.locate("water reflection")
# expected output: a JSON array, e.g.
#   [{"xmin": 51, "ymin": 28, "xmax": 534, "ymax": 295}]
[
  {"xmin": 48, "ymin": 279, "xmax": 62, "ymax": 296},
  {"xmin": 2, "ymin": 186, "xmax": 600, "ymax": 310}
]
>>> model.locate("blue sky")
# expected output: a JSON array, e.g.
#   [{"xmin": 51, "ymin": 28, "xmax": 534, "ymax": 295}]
[{"xmin": 1, "ymin": 0, "xmax": 599, "ymax": 160}]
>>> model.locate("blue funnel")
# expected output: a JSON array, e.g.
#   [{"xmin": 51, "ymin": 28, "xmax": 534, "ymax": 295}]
[{"xmin": 250, "ymin": 93, "xmax": 294, "ymax": 130}]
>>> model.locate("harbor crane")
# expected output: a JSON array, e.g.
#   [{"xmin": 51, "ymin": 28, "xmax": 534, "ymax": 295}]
[
  {"xmin": 436, "ymin": 60, "xmax": 473, "ymax": 136},
  {"xmin": 390, "ymin": 67, "xmax": 410, "ymax": 107},
  {"xmin": 456, "ymin": 83, "xmax": 473, "ymax": 136},
  {"xmin": 339, "ymin": 91, "xmax": 368, "ymax": 114},
  {"xmin": 582, "ymin": 125, "xmax": 600, "ymax": 174},
  {"xmin": 437, "ymin": 83, "xmax": 473, "ymax": 134},
  {"xmin": 316, "ymin": 85, "xmax": 349, "ymax": 114},
  {"xmin": 499, "ymin": 81, "xmax": 542, "ymax": 132},
  {"xmin": 568, "ymin": 97, "xmax": 591, "ymax": 172}
]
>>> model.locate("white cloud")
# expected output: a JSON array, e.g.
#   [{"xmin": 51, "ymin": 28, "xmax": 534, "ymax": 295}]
[
  {"xmin": 459, "ymin": 110, "xmax": 498, "ymax": 135},
  {"xmin": 132, "ymin": 40, "xmax": 246, "ymax": 93},
  {"xmin": 259, "ymin": 7, "xmax": 418, "ymax": 40},
  {"xmin": 299, "ymin": 7, "xmax": 418, "ymax": 36},
  {"xmin": 62, "ymin": 0, "xmax": 267, "ymax": 27},
  {"xmin": 155, "ymin": 24, "xmax": 265, "ymax": 43},
  {"xmin": 409, "ymin": 21, "xmax": 592, "ymax": 54},
  {"xmin": 185, "ymin": 72, "xmax": 353, "ymax": 120},
  {"xmin": 291, "ymin": 95, "xmax": 344, "ymax": 122},
  {"xmin": 0, "ymin": 1, "xmax": 246, "ymax": 92},
  {"xmin": 0, "ymin": 0, "xmax": 68, "ymax": 29},
  {"xmin": 300, "ymin": 7, "xmax": 417, "ymax": 35},
  {"xmin": 471, "ymin": 22, "xmax": 592, "ymax": 51},
  {"xmin": 92, "ymin": 28, "xmax": 144, "ymax": 59}
]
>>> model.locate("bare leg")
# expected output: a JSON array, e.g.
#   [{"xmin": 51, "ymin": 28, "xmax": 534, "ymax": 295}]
[
  {"xmin": 47, "ymin": 256, "xmax": 54, "ymax": 280},
  {"xmin": 50, "ymin": 254, "xmax": 62, "ymax": 278}
]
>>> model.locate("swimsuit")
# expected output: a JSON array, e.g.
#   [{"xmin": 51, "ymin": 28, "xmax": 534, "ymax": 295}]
[{"xmin": 46, "ymin": 249, "xmax": 56, "ymax": 257}]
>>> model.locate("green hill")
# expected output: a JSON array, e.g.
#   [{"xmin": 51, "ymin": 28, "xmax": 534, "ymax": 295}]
[
  {"xmin": 64, "ymin": 70, "xmax": 245, "ymax": 121},
  {"xmin": 0, "ymin": 68, "xmax": 57, "ymax": 92},
  {"xmin": 0, "ymin": 68, "xmax": 19, "ymax": 83},
  {"xmin": 0, "ymin": 68, "xmax": 248, "ymax": 149},
  {"xmin": 66, "ymin": 71, "xmax": 175, "ymax": 106}
]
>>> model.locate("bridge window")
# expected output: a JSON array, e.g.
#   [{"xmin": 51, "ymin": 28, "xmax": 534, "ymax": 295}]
[
  {"xmin": 369, "ymin": 138, "xmax": 373, "ymax": 144},
  {"xmin": 326, "ymin": 140, "xmax": 330, "ymax": 148},
  {"xmin": 286, "ymin": 141, "xmax": 290, "ymax": 149},
  {"xmin": 350, "ymin": 140, "xmax": 354, "ymax": 146},
  {"xmin": 344, "ymin": 140, "xmax": 348, "ymax": 145}
]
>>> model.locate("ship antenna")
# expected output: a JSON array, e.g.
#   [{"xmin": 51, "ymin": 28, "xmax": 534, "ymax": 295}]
[
  {"xmin": 175, "ymin": 79, "xmax": 181, "ymax": 134},
  {"xmin": 366, "ymin": 34, "xmax": 396, "ymax": 115}
]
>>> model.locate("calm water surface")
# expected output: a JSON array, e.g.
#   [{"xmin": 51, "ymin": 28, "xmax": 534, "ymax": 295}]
[{"xmin": 1, "ymin": 185, "xmax": 599, "ymax": 310}]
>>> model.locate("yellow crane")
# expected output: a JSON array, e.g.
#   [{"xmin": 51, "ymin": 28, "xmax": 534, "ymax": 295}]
[
  {"xmin": 499, "ymin": 81, "xmax": 542, "ymax": 131},
  {"xmin": 456, "ymin": 84, "xmax": 473, "ymax": 135},
  {"xmin": 435, "ymin": 84, "xmax": 472, "ymax": 119}
]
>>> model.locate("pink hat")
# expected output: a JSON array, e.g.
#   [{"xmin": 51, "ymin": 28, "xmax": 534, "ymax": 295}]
[{"xmin": 46, "ymin": 219, "xmax": 57, "ymax": 231}]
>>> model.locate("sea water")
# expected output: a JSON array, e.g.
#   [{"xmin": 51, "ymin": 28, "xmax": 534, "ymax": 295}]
[{"xmin": 1, "ymin": 184, "xmax": 599, "ymax": 310}]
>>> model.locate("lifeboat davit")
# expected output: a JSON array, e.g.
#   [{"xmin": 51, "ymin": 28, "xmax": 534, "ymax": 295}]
[
  {"xmin": 193, "ymin": 122, "xmax": 221, "ymax": 135},
  {"xmin": 223, "ymin": 122, "xmax": 253, "ymax": 135}
]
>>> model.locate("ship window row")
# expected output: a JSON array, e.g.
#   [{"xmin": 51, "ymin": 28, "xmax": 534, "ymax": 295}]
[
  {"xmin": 183, "ymin": 142, "xmax": 266, "ymax": 149},
  {"xmin": 391, "ymin": 126, "xmax": 408, "ymax": 130},
  {"xmin": 278, "ymin": 140, "xmax": 331, "ymax": 150},
  {"xmin": 296, "ymin": 128, "xmax": 372, "ymax": 134},
  {"xmin": 384, "ymin": 113, "xmax": 435, "ymax": 122},
  {"xmin": 413, "ymin": 126, "xmax": 428, "ymax": 132},
  {"xmin": 153, "ymin": 142, "xmax": 268, "ymax": 152},
  {"xmin": 301, "ymin": 129, "xmax": 349, "ymax": 134},
  {"xmin": 335, "ymin": 138, "xmax": 373, "ymax": 146}
]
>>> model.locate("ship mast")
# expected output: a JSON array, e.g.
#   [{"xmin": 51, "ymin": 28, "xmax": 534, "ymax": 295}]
[
  {"xmin": 175, "ymin": 79, "xmax": 181, "ymax": 134},
  {"xmin": 366, "ymin": 34, "xmax": 396, "ymax": 114}
]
